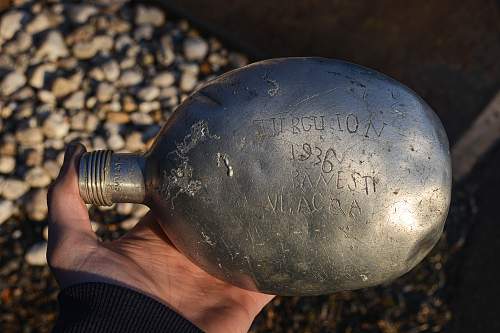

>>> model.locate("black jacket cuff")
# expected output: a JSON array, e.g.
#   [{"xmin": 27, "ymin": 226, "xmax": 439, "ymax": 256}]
[{"xmin": 53, "ymin": 282, "xmax": 203, "ymax": 333}]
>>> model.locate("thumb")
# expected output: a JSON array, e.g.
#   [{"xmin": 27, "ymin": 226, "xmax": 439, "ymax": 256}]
[{"xmin": 47, "ymin": 142, "xmax": 97, "ymax": 258}]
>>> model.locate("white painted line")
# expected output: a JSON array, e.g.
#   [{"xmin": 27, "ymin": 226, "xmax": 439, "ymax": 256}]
[{"xmin": 452, "ymin": 91, "xmax": 500, "ymax": 181}]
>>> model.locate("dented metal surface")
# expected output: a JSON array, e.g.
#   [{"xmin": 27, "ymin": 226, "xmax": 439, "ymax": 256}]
[{"xmin": 79, "ymin": 58, "xmax": 452, "ymax": 295}]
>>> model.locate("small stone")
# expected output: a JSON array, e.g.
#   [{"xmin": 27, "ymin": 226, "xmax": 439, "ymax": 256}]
[
  {"xmin": 1, "ymin": 71, "xmax": 26, "ymax": 96},
  {"xmin": 107, "ymin": 134, "xmax": 125, "ymax": 150},
  {"xmin": 132, "ymin": 204, "xmax": 149, "ymax": 218},
  {"xmin": 43, "ymin": 160, "xmax": 60, "ymax": 179},
  {"xmin": 63, "ymin": 91, "xmax": 85, "ymax": 110},
  {"xmin": 130, "ymin": 112, "xmax": 153, "ymax": 125},
  {"xmin": 44, "ymin": 139, "xmax": 64, "ymax": 150},
  {"xmin": 102, "ymin": 60, "xmax": 120, "ymax": 81},
  {"xmin": 123, "ymin": 95, "xmax": 137, "ymax": 112},
  {"xmin": 1, "ymin": 178, "xmax": 29, "ymax": 200},
  {"xmin": 66, "ymin": 24, "xmax": 96, "ymax": 45},
  {"xmin": 35, "ymin": 30, "xmax": 69, "ymax": 61},
  {"xmin": 43, "ymin": 113, "xmax": 70, "ymax": 139},
  {"xmin": 25, "ymin": 188, "xmax": 48, "ymax": 221},
  {"xmin": 0, "ymin": 200, "xmax": 14, "ymax": 225},
  {"xmin": 16, "ymin": 127, "xmax": 43, "ymax": 146},
  {"xmin": 85, "ymin": 113, "xmax": 99, "ymax": 132},
  {"xmin": 25, "ymin": 242, "xmax": 47, "ymax": 266},
  {"xmin": 37, "ymin": 90, "xmax": 56, "ymax": 104},
  {"xmin": 26, "ymin": 12, "xmax": 51, "ymax": 34},
  {"xmin": 92, "ymin": 136, "xmax": 107, "ymax": 150},
  {"xmin": 153, "ymin": 71, "xmax": 175, "ymax": 88},
  {"xmin": 116, "ymin": 202, "xmax": 134, "ymax": 215},
  {"xmin": 42, "ymin": 225, "xmax": 48, "ymax": 240},
  {"xmin": 29, "ymin": 63, "xmax": 56, "ymax": 89},
  {"xmin": 120, "ymin": 56, "xmax": 136, "ymax": 69},
  {"xmin": 68, "ymin": 4, "xmax": 98, "ymax": 24},
  {"xmin": 180, "ymin": 72, "xmax": 197, "ymax": 92},
  {"xmin": 139, "ymin": 101, "xmax": 160, "ymax": 113},
  {"xmin": 115, "ymin": 34, "xmax": 133, "ymax": 52},
  {"xmin": 13, "ymin": 86, "xmax": 34, "ymax": 100},
  {"xmin": 25, "ymin": 149, "xmax": 44, "ymax": 167},
  {"xmin": 52, "ymin": 72, "xmax": 82, "ymax": 98},
  {"xmin": 0, "ymin": 135, "xmax": 16, "ymax": 156},
  {"xmin": 134, "ymin": 24, "xmax": 154, "ymax": 40},
  {"xmin": 87, "ymin": 68, "xmax": 104, "ymax": 82},
  {"xmin": 135, "ymin": 5, "xmax": 165, "ymax": 27},
  {"xmin": 3, "ymin": 31, "xmax": 32, "ymax": 54},
  {"xmin": 0, "ymin": 156, "xmax": 15, "ymax": 173},
  {"xmin": 119, "ymin": 69, "xmax": 143, "ymax": 87},
  {"xmin": 106, "ymin": 112, "xmax": 129, "ymax": 124},
  {"xmin": 120, "ymin": 217, "xmax": 139, "ymax": 230},
  {"xmin": 137, "ymin": 86, "xmax": 159, "ymax": 101},
  {"xmin": 73, "ymin": 41, "xmax": 98, "ymax": 59},
  {"xmin": 96, "ymin": 82, "xmax": 115, "ymax": 103},
  {"xmin": 25, "ymin": 167, "xmax": 51, "ymax": 188},
  {"xmin": 183, "ymin": 36, "xmax": 209, "ymax": 61},
  {"xmin": 125, "ymin": 132, "xmax": 145, "ymax": 152},
  {"xmin": 0, "ymin": 10, "xmax": 25, "ymax": 41},
  {"xmin": 86, "ymin": 96, "xmax": 97, "ymax": 109},
  {"xmin": 93, "ymin": 35, "xmax": 114, "ymax": 51}
]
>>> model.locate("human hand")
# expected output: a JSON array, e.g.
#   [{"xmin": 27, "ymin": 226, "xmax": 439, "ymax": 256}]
[{"xmin": 47, "ymin": 143, "xmax": 275, "ymax": 333}]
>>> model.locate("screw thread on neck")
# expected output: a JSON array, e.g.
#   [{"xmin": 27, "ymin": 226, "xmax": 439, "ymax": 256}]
[{"xmin": 79, "ymin": 150, "xmax": 114, "ymax": 206}]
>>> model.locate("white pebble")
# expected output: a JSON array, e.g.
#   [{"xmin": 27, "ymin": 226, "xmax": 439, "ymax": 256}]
[
  {"xmin": 130, "ymin": 112, "xmax": 153, "ymax": 125},
  {"xmin": 135, "ymin": 5, "xmax": 165, "ymax": 27},
  {"xmin": 43, "ymin": 113, "xmax": 70, "ymax": 139},
  {"xmin": 25, "ymin": 241, "xmax": 47, "ymax": 266},
  {"xmin": 26, "ymin": 12, "xmax": 51, "ymax": 34},
  {"xmin": 63, "ymin": 91, "xmax": 85, "ymax": 110},
  {"xmin": 35, "ymin": 30, "xmax": 69, "ymax": 61},
  {"xmin": 102, "ymin": 60, "xmax": 120, "ymax": 81},
  {"xmin": 29, "ymin": 63, "xmax": 56, "ymax": 89},
  {"xmin": 69, "ymin": 4, "xmax": 98, "ymax": 24},
  {"xmin": 137, "ymin": 86, "xmax": 159, "ymax": 101},
  {"xmin": 132, "ymin": 204, "xmax": 150, "ymax": 218},
  {"xmin": 25, "ymin": 167, "xmax": 51, "ymax": 188},
  {"xmin": 119, "ymin": 70, "xmax": 143, "ymax": 87},
  {"xmin": 116, "ymin": 202, "xmax": 134, "ymax": 215},
  {"xmin": 107, "ymin": 134, "xmax": 125, "ymax": 150},
  {"xmin": 96, "ymin": 82, "xmax": 115, "ymax": 103},
  {"xmin": 183, "ymin": 36, "xmax": 209, "ymax": 61},
  {"xmin": 180, "ymin": 72, "xmax": 197, "ymax": 92},
  {"xmin": 25, "ymin": 188, "xmax": 48, "ymax": 221},
  {"xmin": 1, "ymin": 71, "xmax": 26, "ymax": 96},
  {"xmin": 0, "ymin": 10, "xmax": 25, "ymax": 41},
  {"xmin": 0, "ymin": 200, "xmax": 14, "ymax": 225},
  {"xmin": 120, "ymin": 217, "xmax": 139, "ymax": 230},
  {"xmin": 0, "ymin": 156, "xmax": 15, "ymax": 173},
  {"xmin": 1, "ymin": 178, "xmax": 29, "ymax": 200}
]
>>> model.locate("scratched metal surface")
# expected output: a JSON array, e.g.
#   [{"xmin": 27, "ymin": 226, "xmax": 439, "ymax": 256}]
[{"xmin": 142, "ymin": 57, "xmax": 452, "ymax": 295}]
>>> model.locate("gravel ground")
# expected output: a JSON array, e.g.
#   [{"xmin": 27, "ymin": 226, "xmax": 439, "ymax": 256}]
[{"xmin": 0, "ymin": 1, "xmax": 472, "ymax": 332}]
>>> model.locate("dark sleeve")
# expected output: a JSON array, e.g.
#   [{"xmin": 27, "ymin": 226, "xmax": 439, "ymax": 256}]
[{"xmin": 53, "ymin": 282, "xmax": 203, "ymax": 333}]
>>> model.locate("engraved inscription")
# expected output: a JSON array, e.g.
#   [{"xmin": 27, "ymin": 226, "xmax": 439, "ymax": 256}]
[
  {"xmin": 253, "ymin": 114, "xmax": 386, "ymax": 138},
  {"xmin": 292, "ymin": 168, "xmax": 377, "ymax": 196},
  {"xmin": 266, "ymin": 190, "xmax": 362, "ymax": 218}
]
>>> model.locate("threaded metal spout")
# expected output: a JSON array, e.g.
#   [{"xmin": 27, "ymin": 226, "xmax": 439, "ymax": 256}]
[{"xmin": 78, "ymin": 150, "xmax": 146, "ymax": 206}]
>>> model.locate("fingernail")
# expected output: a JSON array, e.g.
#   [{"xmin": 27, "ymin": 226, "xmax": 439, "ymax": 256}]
[{"xmin": 58, "ymin": 142, "xmax": 81, "ymax": 177}]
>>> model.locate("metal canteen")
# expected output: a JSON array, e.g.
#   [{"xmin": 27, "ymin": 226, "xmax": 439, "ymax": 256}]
[{"xmin": 78, "ymin": 58, "xmax": 452, "ymax": 296}]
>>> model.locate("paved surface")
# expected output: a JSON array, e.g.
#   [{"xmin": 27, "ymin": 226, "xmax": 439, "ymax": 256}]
[{"xmin": 449, "ymin": 142, "xmax": 500, "ymax": 332}]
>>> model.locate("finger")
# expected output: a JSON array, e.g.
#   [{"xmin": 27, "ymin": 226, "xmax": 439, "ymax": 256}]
[{"xmin": 47, "ymin": 142, "xmax": 96, "ymax": 247}]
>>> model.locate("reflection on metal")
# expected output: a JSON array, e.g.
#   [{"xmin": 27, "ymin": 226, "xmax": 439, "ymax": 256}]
[{"xmin": 78, "ymin": 58, "xmax": 452, "ymax": 295}]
